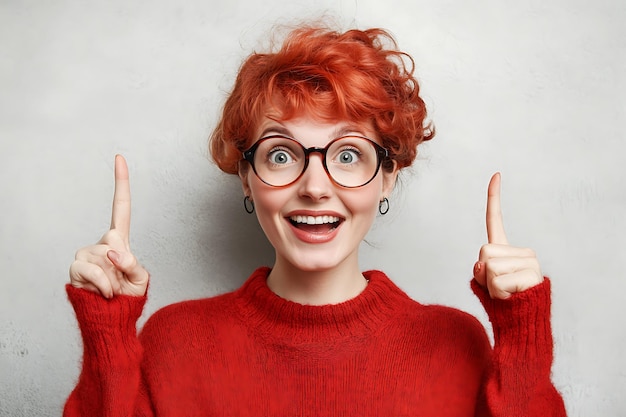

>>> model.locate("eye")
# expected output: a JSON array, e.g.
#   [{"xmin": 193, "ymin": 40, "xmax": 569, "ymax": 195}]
[
  {"xmin": 337, "ymin": 149, "xmax": 360, "ymax": 164},
  {"xmin": 268, "ymin": 149, "xmax": 294, "ymax": 165}
]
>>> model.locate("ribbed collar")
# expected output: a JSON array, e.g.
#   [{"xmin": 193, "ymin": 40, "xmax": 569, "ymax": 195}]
[{"xmin": 233, "ymin": 267, "xmax": 416, "ymax": 344}]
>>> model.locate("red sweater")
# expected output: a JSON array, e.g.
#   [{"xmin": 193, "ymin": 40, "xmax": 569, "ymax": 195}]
[{"xmin": 64, "ymin": 267, "xmax": 566, "ymax": 416}]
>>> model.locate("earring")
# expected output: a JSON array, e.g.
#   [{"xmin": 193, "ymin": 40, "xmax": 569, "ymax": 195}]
[
  {"xmin": 243, "ymin": 196, "xmax": 255, "ymax": 214},
  {"xmin": 378, "ymin": 197, "xmax": 389, "ymax": 215}
]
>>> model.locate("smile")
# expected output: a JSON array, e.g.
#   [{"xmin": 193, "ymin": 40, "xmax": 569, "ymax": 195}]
[{"xmin": 286, "ymin": 213, "xmax": 344, "ymax": 243}]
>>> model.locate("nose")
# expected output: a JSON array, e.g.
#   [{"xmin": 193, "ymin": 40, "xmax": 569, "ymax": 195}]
[{"xmin": 297, "ymin": 153, "xmax": 333, "ymax": 201}]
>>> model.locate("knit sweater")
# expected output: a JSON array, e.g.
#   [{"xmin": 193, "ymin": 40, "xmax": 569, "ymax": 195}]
[{"xmin": 64, "ymin": 267, "xmax": 566, "ymax": 416}]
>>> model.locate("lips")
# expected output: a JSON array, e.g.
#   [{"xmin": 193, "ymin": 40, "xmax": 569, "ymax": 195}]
[{"xmin": 285, "ymin": 212, "xmax": 344, "ymax": 243}]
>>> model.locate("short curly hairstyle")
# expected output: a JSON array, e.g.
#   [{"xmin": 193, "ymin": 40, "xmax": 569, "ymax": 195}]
[{"xmin": 210, "ymin": 26, "xmax": 434, "ymax": 174}]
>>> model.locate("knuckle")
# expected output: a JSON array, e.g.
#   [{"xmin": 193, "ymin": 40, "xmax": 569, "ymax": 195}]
[
  {"xmin": 93, "ymin": 265, "xmax": 107, "ymax": 280},
  {"xmin": 488, "ymin": 274, "xmax": 501, "ymax": 291},
  {"xmin": 82, "ymin": 262, "xmax": 105, "ymax": 283},
  {"xmin": 84, "ymin": 247, "xmax": 108, "ymax": 266},
  {"xmin": 92, "ymin": 271, "xmax": 112, "ymax": 297},
  {"xmin": 479, "ymin": 244, "xmax": 490, "ymax": 258},
  {"xmin": 74, "ymin": 246, "xmax": 93, "ymax": 260},
  {"xmin": 486, "ymin": 260, "xmax": 496, "ymax": 273},
  {"xmin": 68, "ymin": 261, "xmax": 81, "ymax": 282}
]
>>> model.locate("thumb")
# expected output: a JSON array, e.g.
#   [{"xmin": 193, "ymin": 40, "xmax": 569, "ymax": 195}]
[
  {"xmin": 107, "ymin": 249, "xmax": 122, "ymax": 265},
  {"xmin": 107, "ymin": 249, "xmax": 148, "ymax": 286}
]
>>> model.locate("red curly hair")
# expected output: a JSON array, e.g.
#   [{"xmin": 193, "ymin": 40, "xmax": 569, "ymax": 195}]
[{"xmin": 210, "ymin": 26, "xmax": 434, "ymax": 174}]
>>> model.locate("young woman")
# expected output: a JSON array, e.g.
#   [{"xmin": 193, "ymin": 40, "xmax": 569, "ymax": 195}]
[{"xmin": 65, "ymin": 26, "xmax": 566, "ymax": 416}]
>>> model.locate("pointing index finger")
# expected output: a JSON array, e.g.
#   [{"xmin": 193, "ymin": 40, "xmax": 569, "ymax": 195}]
[
  {"xmin": 110, "ymin": 154, "xmax": 131, "ymax": 242},
  {"xmin": 486, "ymin": 172, "xmax": 508, "ymax": 245}
]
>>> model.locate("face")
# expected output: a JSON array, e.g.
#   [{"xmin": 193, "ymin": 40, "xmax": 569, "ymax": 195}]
[{"xmin": 239, "ymin": 115, "xmax": 398, "ymax": 273}]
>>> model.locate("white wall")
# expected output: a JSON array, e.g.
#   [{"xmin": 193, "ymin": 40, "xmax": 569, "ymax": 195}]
[{"xmin": 1, "ymin": 0, "xmax": 624, "ymax": 415}]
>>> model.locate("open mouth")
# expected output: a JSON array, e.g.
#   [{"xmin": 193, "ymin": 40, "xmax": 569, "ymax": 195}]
[{"xmin": 289, "ymin": 215, "xmax": 342, "ymax": 234}]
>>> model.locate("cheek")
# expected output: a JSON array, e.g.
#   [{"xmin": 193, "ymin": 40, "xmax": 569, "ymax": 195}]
[
  {"xmin": 248, "ymin": 180, "xmax": 287, "ymax": 231},
  {"xmin": 254, "ymin": 194, "xmax": 283, "ymax": 221},
  {"xmin": 342, "ymin": 184, "xmax": 382, "ymax": 219}
]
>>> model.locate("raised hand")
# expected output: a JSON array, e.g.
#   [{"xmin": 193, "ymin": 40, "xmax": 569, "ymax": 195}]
[
  {"xmin": 69, "ymin": 155, "xmax": 149, "ymax": 298},
  {"xmin": 473, "ymin": 173, "xmax": 543, "ymax": 299}
]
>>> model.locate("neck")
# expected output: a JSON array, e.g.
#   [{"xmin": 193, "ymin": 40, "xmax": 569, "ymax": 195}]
[{"xmin": 267, "ymin": 256, "xmax": 368, "ymax": 306}]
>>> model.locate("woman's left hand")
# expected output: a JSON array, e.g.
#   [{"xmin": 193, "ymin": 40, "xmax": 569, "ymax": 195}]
[{"xmin": 472, "ymin": 173, "xmax": 544, "ymax": 299}]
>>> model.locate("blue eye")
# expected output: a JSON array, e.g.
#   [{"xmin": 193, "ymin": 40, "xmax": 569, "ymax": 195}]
[
  {"xmin": 268, "ymin": 150, "xmax": 293, "ymax": 165},
  {"xmin": 338, "ymin": 149, "xmax": 359, "ymax": 164}
]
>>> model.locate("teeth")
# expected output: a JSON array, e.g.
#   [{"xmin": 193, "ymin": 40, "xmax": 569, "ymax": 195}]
[{"xmin": 290, "ymin": 215, "xmax": 340, "ymax": 225}]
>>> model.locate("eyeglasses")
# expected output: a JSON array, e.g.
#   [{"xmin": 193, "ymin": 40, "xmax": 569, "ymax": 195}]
[{"xmin": 242, "ymin": 135, "xmax": 389, "ymax": 188}]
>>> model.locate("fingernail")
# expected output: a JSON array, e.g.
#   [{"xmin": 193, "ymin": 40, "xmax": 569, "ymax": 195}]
[
  {"xmin": 107, "ymin": 250, "xmax": 121, "ymax": 264},
  {"xmin": 473, "ymin": 262, "xmax": 481, "ymax": 276}
]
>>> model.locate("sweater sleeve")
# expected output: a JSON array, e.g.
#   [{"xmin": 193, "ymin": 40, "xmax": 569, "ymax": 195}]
[
  {"xmin": 63, "ymin": 285, "xmax": 154, "ymax": 417},
  {"xmin": 471, "ymin": 278, "xmax": 567, "ymax": 417}
]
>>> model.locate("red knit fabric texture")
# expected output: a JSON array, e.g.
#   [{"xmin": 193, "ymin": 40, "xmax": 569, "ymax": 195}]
[{"xmin": 64, "ymin": 267, "xmax": 566, "ymax": 416}]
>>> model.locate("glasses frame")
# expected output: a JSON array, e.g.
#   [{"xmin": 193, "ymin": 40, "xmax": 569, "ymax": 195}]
[{"xmin": 242, "ymin": 134, "xmax": 389, "ymax": 188}]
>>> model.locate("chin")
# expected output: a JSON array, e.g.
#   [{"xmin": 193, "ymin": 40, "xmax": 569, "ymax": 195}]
[{"xmin": 282, "ymin": 250, "xmax": 350, "ymax": 273}]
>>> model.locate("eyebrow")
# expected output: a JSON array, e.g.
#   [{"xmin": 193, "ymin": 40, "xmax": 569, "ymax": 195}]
[
  {"xmin": 258, "ymin": 124, "xmax": 368, "ymax": 140},
  {"xmin": 259, "ymin": 125, "xmax": 292, "ymax": 138},
  {"xmin": 332, "ymin": 125, "xmax": 367, "ymax": 137}
]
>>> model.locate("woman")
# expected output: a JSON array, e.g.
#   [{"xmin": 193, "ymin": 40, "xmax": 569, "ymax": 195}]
[{"xmin": 65, "ymin": 26, "xmax": 566, "ymax": 416}]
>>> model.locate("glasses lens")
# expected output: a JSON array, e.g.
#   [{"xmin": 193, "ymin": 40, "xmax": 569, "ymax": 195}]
[
  {"xmin": 248, "ymin": 135, "xmax": 384, "ymax": 187},
  {"xmin": 327, "ymin": 137, "xmax": 380, "ymax": 187},
  {"xmin": 253, "ymin": 137, "xmax": 305, "ymax": 186}
]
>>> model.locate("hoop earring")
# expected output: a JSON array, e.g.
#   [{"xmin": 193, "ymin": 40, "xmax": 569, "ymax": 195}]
[
  {"xmin": 378, "ymin": 197, "xmax": 389, "ymax": 215},
  {"xmin": 243, "ymin": 196, "xmax": 255, "ymax": 214}
]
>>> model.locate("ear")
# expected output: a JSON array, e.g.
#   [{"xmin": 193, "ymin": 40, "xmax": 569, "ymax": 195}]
[
  {"xmin": 381, "ymin": 160, "xmax": 399, "ymax": 198},
  {"xmin": 238, "ymin": 160, "xmax": 252, "ymax": 197}
]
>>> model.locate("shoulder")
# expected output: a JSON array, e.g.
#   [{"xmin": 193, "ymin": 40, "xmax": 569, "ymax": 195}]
[
  {"xmin": 138, "ymin": 267, "xmax": 271, "ymax": 346},
  {"xmin": 385, "ymin": 301, "xmax": 492, "ymax": 370},
  {"xmin": 154, "ymin": 291, "xmax": 237, "ymax": 321},
  {"xmin": 364, "ymin": 270, "xmax": 489, "ymax": 342},
  {"xmin": 371, "ymin": 274, "xmax": 491, "ymax": 358},
  {"xmin": 403, "ymin": 301, "xmax": 488, "ymax": 343},
  {"xmin": 139, "ymin": 290, "xmax": 240, "ymax": 345},
  {"xmin": 140, "ymin": 267, "xmax": 271, "ymax": 338}
]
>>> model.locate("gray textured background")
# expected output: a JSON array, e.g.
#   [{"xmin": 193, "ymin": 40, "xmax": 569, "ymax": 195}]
[{"xmin": 1, "ymin": 0, "xmax": 624, "ymax": 415}]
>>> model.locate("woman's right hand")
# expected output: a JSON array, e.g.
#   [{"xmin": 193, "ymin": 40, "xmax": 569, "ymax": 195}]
[{"xmin": 69, "ymin": 155, "xmax": 149, "ymax": 298}]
